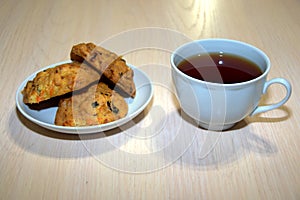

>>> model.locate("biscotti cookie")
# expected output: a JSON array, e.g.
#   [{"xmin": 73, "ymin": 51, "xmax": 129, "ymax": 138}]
[
  {"xmin": 70, "ymin": 43, "xmax": 136, "ymax": 98},
  {"xmin": 54, "ymin": 82, "xmax": 128, "ymax": 126},
  {"xmin": 22, "ymin": 62, "xmax": 99, "ymax": 104}
]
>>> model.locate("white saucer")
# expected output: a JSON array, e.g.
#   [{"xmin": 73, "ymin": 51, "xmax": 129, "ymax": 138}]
[{"xmin": 16, "ymin": 61, "xmax": 153, "ymax": 134}]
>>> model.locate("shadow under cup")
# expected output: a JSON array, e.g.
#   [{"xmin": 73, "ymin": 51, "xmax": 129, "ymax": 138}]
[{"xmin": 171, "ymin": 39, "xmax": 291, "ymax": 131}]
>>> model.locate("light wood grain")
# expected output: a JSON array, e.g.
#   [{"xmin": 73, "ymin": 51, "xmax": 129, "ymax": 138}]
[{"xmin": 0, "ymin": 0, "xmax": 299, "ymax": 199}]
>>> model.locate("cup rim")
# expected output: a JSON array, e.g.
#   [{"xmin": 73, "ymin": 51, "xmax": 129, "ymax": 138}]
[{"xmin": 171, "ymin": 38, "xmax": 271, "ymax": 87}]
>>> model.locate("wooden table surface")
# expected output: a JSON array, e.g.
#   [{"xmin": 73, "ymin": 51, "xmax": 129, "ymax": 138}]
[{"xmin": 1, "ymin": 0, "xmax": 299, "ymax": 199}]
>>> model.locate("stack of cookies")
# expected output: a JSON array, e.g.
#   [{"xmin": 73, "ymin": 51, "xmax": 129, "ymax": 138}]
[{"xmin": 22, "ymin": 43, "xmax": 136, "ymax": 126}]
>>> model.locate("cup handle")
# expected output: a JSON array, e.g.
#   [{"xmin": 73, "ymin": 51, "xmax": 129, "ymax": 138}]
[{"xmin": 250, "ymin": 78, "xmax": 292, "ymax": 116}]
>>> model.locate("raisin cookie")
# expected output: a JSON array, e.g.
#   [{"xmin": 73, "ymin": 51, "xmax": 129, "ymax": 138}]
[
  {"xmin": 70, "ymin": 43, "xmax": 136, "ymax": 98},
  {"xmin": 55, "ymin": 82, "xmax": 128, "ymax": 126}
]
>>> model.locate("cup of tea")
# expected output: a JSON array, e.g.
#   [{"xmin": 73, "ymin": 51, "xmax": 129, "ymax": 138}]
[{"xmin": 171, "ymin": 38, "xmax": 292, "ymax": 131}]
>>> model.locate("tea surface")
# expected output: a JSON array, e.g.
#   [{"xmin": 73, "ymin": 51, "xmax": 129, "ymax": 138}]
[{"xmin": 177, "ymin": 53, "xmax": 263, "ymax": 84}]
